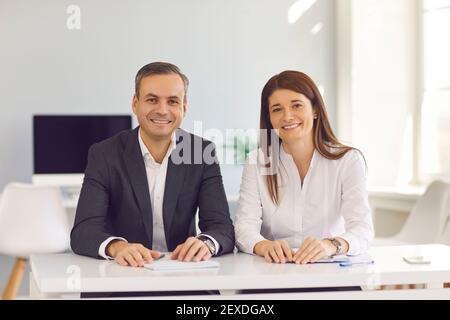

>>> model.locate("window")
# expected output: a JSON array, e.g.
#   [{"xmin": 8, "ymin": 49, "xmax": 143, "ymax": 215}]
[
  {"xmin": 345, "ymin": 0, "xmax": 417, "ymax": 188},
  {"xmin": 419, "ymin": 0, "xmax": 450, "ymax": 181},
  {"xmin": 337, "ymin": 1, "xmax": 450, "ymax": 188}
]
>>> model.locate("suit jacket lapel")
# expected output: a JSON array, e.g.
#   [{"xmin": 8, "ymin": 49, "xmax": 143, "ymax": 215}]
[{"xmin": 124, "ymin": 127, "xmax": 153, "ymax": 245}]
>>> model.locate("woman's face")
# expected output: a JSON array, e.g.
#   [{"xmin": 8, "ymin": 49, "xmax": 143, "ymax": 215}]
[{"xmin": 268, "ymin": 89, "xmax": 316, "ymax": 144}]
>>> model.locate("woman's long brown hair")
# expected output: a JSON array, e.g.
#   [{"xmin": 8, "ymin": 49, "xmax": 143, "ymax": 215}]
[{"xmin": 260, "ymin": 71, "xmax": 364, "ymax": 204}]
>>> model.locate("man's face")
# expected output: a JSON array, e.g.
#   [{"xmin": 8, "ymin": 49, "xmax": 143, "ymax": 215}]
[{"xmin": 132, "ymin": 73, "xmax": 186, "ymax": 141}]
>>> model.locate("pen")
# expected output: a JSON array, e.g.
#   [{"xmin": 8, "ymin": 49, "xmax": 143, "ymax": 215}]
[
  {"xmin": 339, "ymin": 261, "xmax": 374, "ymax": 267},
  {"xmin": 153, "ymin": 253, "xmax": 165, "ymax": 261}
]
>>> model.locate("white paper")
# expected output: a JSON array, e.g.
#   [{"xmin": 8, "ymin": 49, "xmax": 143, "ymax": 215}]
[
  {"xmin": 314, "ymin": 253, "xmax": 374, "ymax": 264},
  {"xmin": 144, "ymin": 259, "xmax": 220, "ymax": 271},
  {"xmin": 290, "ymin": 249, "xmax": 374, "ymax": 264},
  {"xmin": 314, "ymin": 255, "xmax": 351, "ymax": 263}
]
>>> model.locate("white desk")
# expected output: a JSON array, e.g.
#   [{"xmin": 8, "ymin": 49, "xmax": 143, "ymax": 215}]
[{"xmin": 30, "ymin": 245, "xmax": 450, "ymax": 299}]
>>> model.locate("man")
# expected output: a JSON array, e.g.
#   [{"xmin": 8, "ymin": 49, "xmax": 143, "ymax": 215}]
[{"xmin": 71, "ymin": 62, "xmax": 235, "ymax": 267}]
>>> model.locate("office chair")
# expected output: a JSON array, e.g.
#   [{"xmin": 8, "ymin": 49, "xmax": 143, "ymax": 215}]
[
  {"xmin": 373, "ymin": 180, "xmax": 450, "ymax": 246},
  {"xmin": 0, "ymin": 183, "xmax": 70, "ymax": 299}
]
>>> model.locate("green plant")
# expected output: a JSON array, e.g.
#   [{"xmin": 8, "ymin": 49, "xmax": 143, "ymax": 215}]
[{"xmin": 224, "ymin": 132, "xmax": 257, "ymax": 165}]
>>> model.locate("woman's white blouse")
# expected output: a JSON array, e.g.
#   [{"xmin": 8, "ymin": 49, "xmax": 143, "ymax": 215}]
[{"xmin": 234, "ymin": 146, "xmax": 374, "ymax": 256}]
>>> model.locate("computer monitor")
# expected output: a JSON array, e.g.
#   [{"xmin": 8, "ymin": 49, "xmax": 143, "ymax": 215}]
[{"xmin": 33, "ymin": 115, "xmax": 132, "ymax": 187}]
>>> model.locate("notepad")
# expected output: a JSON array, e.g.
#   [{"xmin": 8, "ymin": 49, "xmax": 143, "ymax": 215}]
[
  {"xmin": 339, "ymin": 253, "xmax": 374, "ymax": 266},
  {"xmin": 314, "ymin": 255, "xmax": 351, "ymax": 263},
  {"xmin": 285, "ymin": 253, "xmax": 374, "ymax": 265},
  {"xmin": 285, "ymin": 253, "xmax": 349, "ymax": 264},
  {"xmin": 315, "ymin": 253, "xmax": 374, "ymax": 265},
  {"xmin": 144, "ymin": 260, "xmax": 220, "ymax": 271}
]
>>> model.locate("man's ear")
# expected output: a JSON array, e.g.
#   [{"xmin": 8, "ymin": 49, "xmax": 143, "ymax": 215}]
[
  {"xmin": 132, "ymin": 95, "xmax": 138, "ymax": 115},
  {"xmin": 183, "ymin": 97, "xmax": 187, "ymax": 117}
]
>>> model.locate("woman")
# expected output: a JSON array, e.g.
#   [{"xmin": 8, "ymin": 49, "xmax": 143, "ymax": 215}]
[{"xmin": 235, "ymin": 71, "xmax": 374, "ymax": 264}]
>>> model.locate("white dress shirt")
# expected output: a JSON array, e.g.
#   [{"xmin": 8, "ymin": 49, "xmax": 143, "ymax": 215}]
[
  {"xmin": 99, "ymin": 129, "xmax": 219, "ymax": 259},
  {"xmin": 234, "ymin": 146, "xmax": 374, "ymax": 256}
]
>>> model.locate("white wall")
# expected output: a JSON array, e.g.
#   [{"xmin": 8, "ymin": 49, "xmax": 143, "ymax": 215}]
[{"xmin": 0, "ymin": 0, "xmax": 337, "ymax": 193}]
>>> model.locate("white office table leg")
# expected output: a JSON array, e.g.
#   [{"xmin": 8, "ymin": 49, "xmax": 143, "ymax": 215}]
[{"xmin": 30, "ymin": 272, "xmax": 46, "ymax": 299}]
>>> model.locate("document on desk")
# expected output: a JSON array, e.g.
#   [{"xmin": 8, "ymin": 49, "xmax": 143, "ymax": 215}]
[
  {"xmin": 313, "ymin": 255, "xmax": 351, "ymax": 263},
  {"xmin": 314, "ymin": 254, "xmax": 374, "ymax": 267},
  {"xmin": 338, "ymin": 253, "xmax": 374, "ymax": 267},
  {"xmin": 144, "ymin": 259, "xmax": 220, "ymax": 271},
  {"xmin": 289, "ymin": 249, "xmax": 374, "ymax": 265},
  {"xmin": 286, "ymin": 253, "xmax": 374, "ymax": 265}
]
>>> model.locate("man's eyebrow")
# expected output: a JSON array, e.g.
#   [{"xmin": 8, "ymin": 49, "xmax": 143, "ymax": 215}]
[
  {"xmin": 143, "ymin": 93, "xmax": 181, "ymax": 100},
  {"xmin": 143, "ymin": 93, "xmax": 159, "ymax": 99}
]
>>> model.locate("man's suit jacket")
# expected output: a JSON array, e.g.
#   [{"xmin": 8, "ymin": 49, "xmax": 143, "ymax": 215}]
[{"xmin": 70, "ymin": 127, "xmax": 235, "ymax": 259}]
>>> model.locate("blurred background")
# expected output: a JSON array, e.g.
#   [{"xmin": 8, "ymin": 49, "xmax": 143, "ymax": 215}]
[{"xmin": 0, "ymin": 0, "xmax": 449, "ymax": 297}]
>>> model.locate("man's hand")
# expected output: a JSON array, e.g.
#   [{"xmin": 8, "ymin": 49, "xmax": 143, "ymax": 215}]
[
  {"xmin": 254, "ymin": 240, "xmax": 294, "ymax": 264},
  {"xmin": 171, "ymin": 236, "xmax": 212, "ymax": 262},
  {"xmin": 292, "ymin": 237, "xmax": 336, "ymax": 264},
  {"xmin": 106, "ymin": 240, "xmax": 162, "ymax": 267}
]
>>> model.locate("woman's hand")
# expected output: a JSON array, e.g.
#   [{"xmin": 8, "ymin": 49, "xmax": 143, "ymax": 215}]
[
  {"xmin": 254, "ymin": 240, "xmax": 294, "ymax": 264},
  {"xmin": 292, "ymin": 237, "xmax": 337, "ymax": 265}
]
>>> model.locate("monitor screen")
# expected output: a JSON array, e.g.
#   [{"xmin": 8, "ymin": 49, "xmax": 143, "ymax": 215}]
[{"xmin": 33, "ymin": 115, "xmax": 132, "ymax": 174}]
